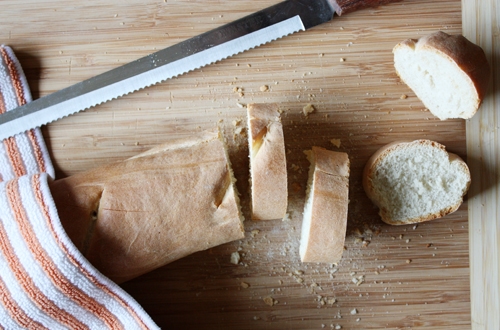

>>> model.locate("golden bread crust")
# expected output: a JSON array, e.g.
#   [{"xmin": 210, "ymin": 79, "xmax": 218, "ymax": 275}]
[{"xmin": 50, "ymin": 131, "xmax": 244, "ymax": 283}]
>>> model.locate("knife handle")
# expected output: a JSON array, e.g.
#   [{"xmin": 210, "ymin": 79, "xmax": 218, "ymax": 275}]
[{"xmin": 330, "ymin": 0, "xmax": 402, "ymax": 16}]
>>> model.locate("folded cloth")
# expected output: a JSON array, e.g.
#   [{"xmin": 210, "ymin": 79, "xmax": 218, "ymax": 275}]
[
  {"xmin": 0, "ymin": 46, "xmax": 159, "ymax": 329},
  {"xmin": 0, "ymin": 46, "xmax": 54, "ymax": 181}
]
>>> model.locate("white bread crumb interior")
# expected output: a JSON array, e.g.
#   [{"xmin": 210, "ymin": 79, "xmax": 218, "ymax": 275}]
[
  {"xmin": 299, "ymin": 150, "xmax": 316, "ymax": 260},
  {"xmin": 363, "ymin": 140, "xmax": 470, "ymax": 225},
  {"xmin": 393, "ymin": 31, "xmax": 490, "ymax": 120}
]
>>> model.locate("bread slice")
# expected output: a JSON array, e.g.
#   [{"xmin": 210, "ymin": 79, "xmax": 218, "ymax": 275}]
[
  {"xmin": 300, "ymin": 147, "xmax": 350, "ymax": 264},
  {"xmin": 49, "ymin": 131, "xmax": 245, "ymax": 283},
  {"xmin": 363, "ymin": 140, "xmax": 470, "ymax": 225},
  {"xmin": 247, "ymin": 103, "xmax": 288, "ymax": 220},
  {"xmin": 393, "ymin": 31, "xmax": 490, "ymax": 120}
]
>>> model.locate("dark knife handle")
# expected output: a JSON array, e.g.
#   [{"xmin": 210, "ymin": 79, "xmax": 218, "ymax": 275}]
[{"xmin": 329, "ymin": 0, "xmax": 402, "ymax": 16}]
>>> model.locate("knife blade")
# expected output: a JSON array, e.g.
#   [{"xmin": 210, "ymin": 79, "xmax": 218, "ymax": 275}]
[{"xmin": 0, "ymin": 0, "xmax": 400, "ymax": 140}]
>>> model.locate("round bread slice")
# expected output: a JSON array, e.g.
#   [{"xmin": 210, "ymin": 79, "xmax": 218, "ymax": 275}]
[
  {"xmin": 247, "ymin": 103, "xmax": 288, "ymax": 220},
  {"xmin": 393, "ymin": 31, "xmax": 490, "ymax": 120},
  {"xmin": 363, "ymin": 140, "xmax": 470, "ymax": 225},
  {"xmin": 300, "ymin": 147, "xmax": 350, "ymax": 264}
]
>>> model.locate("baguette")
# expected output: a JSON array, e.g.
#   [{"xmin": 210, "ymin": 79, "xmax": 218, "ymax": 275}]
[
  {"xmin": 247, "ymin": 103, "xmax": 288, "ymax": 220},
  {"xmin": 50, "ymin": 131, "xmax": 245, "ymax": 283},
  {"xmin": 363, "ymin": 139, "xmax": 471, "ymax": 225},
  {"xmin": 393, "ymin": 31, "xmax": 490, "ymax": 120},
  {"xmin": 300, "ymin": 147, "xmax": 350, "ymax": 264}
]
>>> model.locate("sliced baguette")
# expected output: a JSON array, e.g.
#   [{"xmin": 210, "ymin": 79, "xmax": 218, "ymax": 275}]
[
  {"xmin": 393, "ymin": 31, "xmax": 490, "ymax": 120},
  {"xmin": 300, "ymin": 147, "xmax": 350, "ymax": 264},
  {"xmin": 363, "ymin": 140, "xmax": 471, "ymax": 225},
  {"xmin": 247, "ymin": 103, "xmax": 288, "ymax": 220},
  {"xmin": 50, "ymin": 131, "xmax": 244, "ymax": 283}
]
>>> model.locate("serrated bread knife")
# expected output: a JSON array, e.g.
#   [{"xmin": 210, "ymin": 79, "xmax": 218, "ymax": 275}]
[{"xmin": 0, "ymin": 0, "xmax": 400, "ymax": 140}]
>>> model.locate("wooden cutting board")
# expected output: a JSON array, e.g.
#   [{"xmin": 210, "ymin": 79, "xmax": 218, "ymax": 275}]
[
  {"xmin": 462, "ymin": 1, "xmax": 499, "ymax": 329},
  {"xmin": 3, "ymin": 0, "xmax": 491, "ymax": 328}
]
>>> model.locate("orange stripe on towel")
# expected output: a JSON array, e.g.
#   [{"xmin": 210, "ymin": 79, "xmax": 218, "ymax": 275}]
[
  {"xmin": 0, "ymin": 48, "xmax": 47, "ymax": 174},
  {"xmin": 3, "ymin": 138, "xmax": 26, "ymax": 178},
  {"xmin": 0, "ymin": 276, "xmax": 48, "ymax": 329},
  {"xmin": 2, "ymin": 180, "xmax": 88, "ymax": 330},
  {"xmin": 32, "ymin": 174, "xmax": 151, "ymax": 330},
  {"xmin": 7, "ymin": 178, "xmax": 122, "ymax": 328},
  {"xmin": 26, "ymin": 130, "xmax": 47, "ymax": 174},
  {"xmin": 0, "ymin": 92, "xmax": 6, "ymax": 114},
  {"xmin": 0, "ymin": 48, "xmax": 26, "ymax": 107},
  {"xmin": 0, "ymin": 91, "xmax": 7, "ymax": 182},
  {"xmin": 0, "ymin": 49, "xmax": 27, "ymax": 177}
]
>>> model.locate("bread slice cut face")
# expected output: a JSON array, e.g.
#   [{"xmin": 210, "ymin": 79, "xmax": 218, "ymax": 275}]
[
  {"xmin": 300, "ymin": 147, "xmax": 349, "ymax": 264},
  {"xmin": 363, "ymin": 140, "xmax": 470, "ymax": 225},
  {"xmin": 247, "ymin": 103, "xmax": 288, "ymax": 220},
  {"xmin": 393, "ymin": 31, "xmax": 490, "ymax": 120}
]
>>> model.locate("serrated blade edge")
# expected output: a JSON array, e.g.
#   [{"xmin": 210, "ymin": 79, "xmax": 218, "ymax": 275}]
[{"xmin": 0, "ymin": 16, "xmax": 304, "ymax": 140}]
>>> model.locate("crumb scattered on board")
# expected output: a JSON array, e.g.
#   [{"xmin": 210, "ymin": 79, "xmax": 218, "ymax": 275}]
[
  {"xmin": 303, "ymin": 104, "xmax": 315, "ymax": 117},
  {"xmin": 330, "ymin": 138, "xmax": 341, "ymax": 148},
  {"xmin": 263, "ymin": 296, "xmax": 278, "ymax": 306},
  {"xmin": 230, "ymin": 251, "xmax": 240, "ymax": 265},
  {"xmin": 233, "ymin": 87, "xmax": 244, "ymax": 97},
  {"xmin": 250, "ymin": 229, "xmax": 260, "ymax": 237}
]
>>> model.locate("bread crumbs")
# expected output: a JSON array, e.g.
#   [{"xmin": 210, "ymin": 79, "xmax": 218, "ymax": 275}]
[
  {"xmin": 352, "ymin": 275, "xmax": 365, "ymax": 286},
  {"xmin": 327, "ymin": 298, "xmax": 336, "ymax": 305},
  {"xmin": 263, "ymin": 296, "xmax": 278, "ymax": 306},
  {"xmin": 330, "ymin": 139, "xmax": 341, "ymax": 148},
  {"xmin": 230, "ymin": 252, "xmax": 240, "ymax": 265},
  {"xmin": 233, "ymin": 86, "xmax": 244, "ymax": 97},
  {"xmin": 303, "ymin": 104, "xmax": 315, "ymax": 117},
  {"xmin": 250, "ymin": 229, "xmax": 260, "ymax": 237}
]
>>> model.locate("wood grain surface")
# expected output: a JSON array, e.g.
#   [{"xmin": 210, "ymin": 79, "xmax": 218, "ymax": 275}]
[
  {"xmin": 462, "ymin": 1, "xmax": 500, "ymax": 329},
  {"xmin": 0, "ymin": 0, "xmax": 475, "ymax": 328}
]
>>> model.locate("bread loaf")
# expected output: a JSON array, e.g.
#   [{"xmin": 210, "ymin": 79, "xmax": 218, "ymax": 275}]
[
  {"xmin": 247, "ymin": 103, "xmax": 288, "ymax": 220},
  {"xmin": 50, "ymin": 131, "xmax": 245, "ymax": 283},
  {"xmin": 300, "ymin": 147, "xmax": 350, "ymax": 264},
  {"xmin": 393, "ymin": 31, "xmax": 490, "ymax": 120},
  {"xmin": 363, "ymin": 139, "xmax": 470, "ymax": 225}
]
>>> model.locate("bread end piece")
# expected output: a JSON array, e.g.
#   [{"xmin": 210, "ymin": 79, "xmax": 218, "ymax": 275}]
[
  {"xmin": 393, "ymin": 31, "xmax": 491, "ymax": 120},
  {"xmin": 363, "ymin": 139, "xmax": 471, "ymax": 225},
  {"xmin": 50, "ymin": 130, "xmax": 245, "ymax": 283},
  {"xmin": 247, "ymin": 103, "xmax": 288, "ymax": 220},
  {"xmin": 300, "ymin": 147, "xmax": 350, "ymax": 264}
]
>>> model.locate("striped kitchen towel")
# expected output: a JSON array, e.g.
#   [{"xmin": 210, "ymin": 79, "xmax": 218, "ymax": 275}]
[
  {"xmin": 0, "ymin": 46, "xmax": 54, "ymax": 182},
  {"xmin": 0, "ymin": 46, "xmax": 159, "ymax": 329}
]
